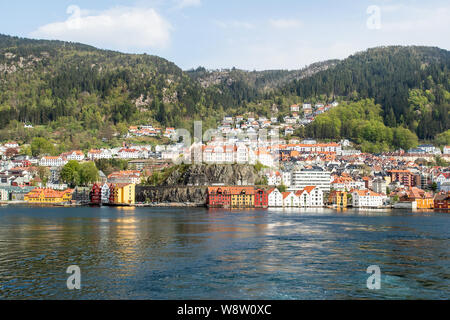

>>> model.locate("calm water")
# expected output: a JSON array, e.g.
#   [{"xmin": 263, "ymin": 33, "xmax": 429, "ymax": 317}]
[{"xmin": 0, "ymin": 206, "xmax": 448, "ymax": 300}]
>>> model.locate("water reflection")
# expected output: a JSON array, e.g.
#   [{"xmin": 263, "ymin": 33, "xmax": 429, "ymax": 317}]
[{"xmin": 0, "ymin": 206, "xmax": 448, "ymax": 300}]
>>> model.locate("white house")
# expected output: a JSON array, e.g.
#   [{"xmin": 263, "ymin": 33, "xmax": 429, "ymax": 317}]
[
  {"xmin": 5, "ymin": 142, "xmax": 19, "ymax": 148},
  {"xmin": 282, "ymin": 191, "xmax": 299, "ymax": 207},
  {"xmin": 284, "ymin": 127, "xmax": 294, "ymax": 136},
  {"xmin": 266, "ymin": 171, "xmax": 282, "ymax": 186},
  {"xmin": 118, "ymin": 148, "xmax": 140, "ymax": 159},
  {"xmin": 444, "ymin": 146, "xmax": 450, "ymax": 155},
  {"xmin": 88, "ymin": 149, "xmax": 113, "ymax": 160},
  {"xmin": 101, "ymin": 183, "xmax": 110, "ymax": 204},
  {"xmin": 305, "ymin": 186, "xmax": 324, "ymax": 207},
  {"xmin": 352, "ymin": 190, "xmax": 384, "ymax": 208},
  {"xmin": 268, "ymin": 188, "xmax": 283, "ymax": 207},
  {"xmin": 39, "ymin": 156, "xmax": 68, "ymax": 167},
  {"xmin": 434, "ymin": 173, "xmax": 450, "ymax": 190},
  {"xmin": 62, "ymin": 150, "xmax": 85, "ymax": 161},
  {"xmin": 290, "ymin": 104, "xmax": 300, "ymax": 112},
  {"xmin": 294, "ymin": 186, "xmax": 323, "ymax": 207}
]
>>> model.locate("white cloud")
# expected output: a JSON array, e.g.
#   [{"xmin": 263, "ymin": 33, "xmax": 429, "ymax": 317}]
[
  {"xmin": 175, "ymin": 0, "xmax": 201, "ymax": 10},
  {"xmin": 30, "ymin": 5, "xmax": 172, "ymax": 51},
  {"xmin": 269, "ymin": 18, "xmax": 302, "ymax": 29}
]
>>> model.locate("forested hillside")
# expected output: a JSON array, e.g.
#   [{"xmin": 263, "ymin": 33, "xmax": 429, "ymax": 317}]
[
  {"xmin": 280, "ymin": 46, "xmax": 450, "ymax": 142},
  {"xmin": 1, "ymin": 34, "xmax": 449, "ymax": 151}
]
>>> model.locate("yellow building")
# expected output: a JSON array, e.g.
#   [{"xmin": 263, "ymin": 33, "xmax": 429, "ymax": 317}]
[
  {"xmin": 401, "ymin": 187, "xmax": 434, "ymax": 209},
  {"xmin": 24, "ymin": 188, "xmax": 73, "ymax": 204},
  {"xmin": 110, "ymin": 183, "xmax": 135, "ymax": 205},
  {"xmin": 328, "ymin": 191, "xmax": 348, "ymax": 207},
  {"xmin": 229, "ymin": 187, "xmax": 255, "ymax": 208}
]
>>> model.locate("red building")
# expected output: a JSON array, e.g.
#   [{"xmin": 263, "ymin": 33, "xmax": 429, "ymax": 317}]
[
  {"xmin": 389, "ymin": 170, "xmax": 420, "ymax": 188},
  {"xmin": 90, "ymin": 183, "xmax": 101, "ymax": 205},
  {"xmin": 254, "ymin": 189, "xmax": 268, "ymax": 208},
  {"xmin": 434, "ymin": 192, "xmax": 450, "ymax": 209},
  {"xmin": 207, "ymin": 187, "xmax": 231, "ymax": 208}
]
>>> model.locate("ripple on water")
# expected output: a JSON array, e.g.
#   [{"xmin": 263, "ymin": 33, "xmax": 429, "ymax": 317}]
[{"xmin": 0, "ymin": 206, "xmax": 448, "ymax": 300}]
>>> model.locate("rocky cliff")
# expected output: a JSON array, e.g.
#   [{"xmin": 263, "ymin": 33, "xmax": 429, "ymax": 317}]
[
  {"xmin": 163, "ymin": 164, "xmax": 261, "ymax": 186},
  {"xmin": 136, "ymin": 164, "xmax": 265, "ymax": 205},
  {"xmin": 136, "ymin": 186, "xmax": 208, "ymax": 205}
]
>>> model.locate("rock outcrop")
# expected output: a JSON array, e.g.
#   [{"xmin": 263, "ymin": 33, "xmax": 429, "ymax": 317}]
[
  {"xmin": 163, "ymin": 164, "xmax": 261, "ymax": 186},
  {"xmin": 136, "ymin": 186, "xmax": 208, "ymax": 205}
]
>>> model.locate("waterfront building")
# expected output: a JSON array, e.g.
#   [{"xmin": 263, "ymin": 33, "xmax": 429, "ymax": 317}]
[
  {"xmin": 230, "ymin": 187, "xmax": 255, "ymax": 208},
  {"xmin": 328, "ymin": 190, "xmax": 348, "ymax": 207},
  {"xmin": 207, "ymin": 186, "xmax": 256, "ymax": 208},
  {"xmin": 351, "ymin": 190, "xmax": 384, "ymax": 208},
  {"xmin": 72, "ymin": 187, "xmax": 91, "ymax": 204},
  {"xmin": 399, "ymin": 187, "xmax": 434, "ymax": 209},
  {"xmin": 267, "ymin": 188, "xmax": 283, "ymax": 207},
  {"xmin": 24, "ymin": 188, "xmax": 73, "ymax": 204},
  {"xmin": 207, "ymin": 187, "xmax": 231, "ymax": 208},
  {"xmin": 254, "ymin": 189, "xmax": 268, "ymax": 208},
  {"xmin": 434, "ymin": 192, "xmax": 450, "ymax": 209},
  {"xmin": 101, "ymin": 183, "xmax": 110, "ymax": 204},
  {"xmin": 108, "ymin": 183, "xmax": 135, "ymax": 205},
  {"xmin": 282, "ymin": 192, "xmax": 299, "ymax": 207},
  {"xmin": 90, "ymin": 184, "xmax": 102, "ymax": 205},
  {"xmin": 297, "ymin": 186, "xmax": 324, "ymax": 207}
]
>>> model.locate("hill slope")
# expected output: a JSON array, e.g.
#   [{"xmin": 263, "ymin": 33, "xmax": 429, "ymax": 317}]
[
  {"xmin": 280, "ymin": 46, "xmax": 450, "ymax": 141},
  {"xmin": 1, "ymin": 34, "xmax": 449, "ymax": 150}
]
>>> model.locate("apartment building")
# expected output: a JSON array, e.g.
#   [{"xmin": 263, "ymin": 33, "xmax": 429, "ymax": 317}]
[{"xmin": 291, "ymin": 167, "xmax": 332, "ymax": 192}]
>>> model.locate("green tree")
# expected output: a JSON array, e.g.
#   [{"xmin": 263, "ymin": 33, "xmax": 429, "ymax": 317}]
[
  {"xmin": 431, "ymin": 182, "xmax": 438, "ymax": 192},
  {"xmin": 31, "ymin": 137, "xmax": 55, "ymax": 157},
  {"xmin": 79, "ymin": 162, "xmax": 99, "ymax": 185},
  {"xmin": 60, "ymin": 160, "xmax": 81, "ymax": 187},
  {"xmin": 393, "ymin": 127, "xmax": 419, "ymax": 150},
  {"xmin": 37, "ymin": 166, "xmax": 50, "ymax": 185}
]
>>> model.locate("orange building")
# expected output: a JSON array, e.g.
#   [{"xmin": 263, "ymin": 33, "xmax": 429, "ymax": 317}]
[{"xmin": 400, "ymin": 187, "xmax": 434, "ymax": 209}]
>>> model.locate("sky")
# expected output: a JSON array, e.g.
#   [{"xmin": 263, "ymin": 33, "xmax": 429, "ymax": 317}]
[{"xmin": 0, "ymin": 0, "xmax": 449, "ymax": 71}]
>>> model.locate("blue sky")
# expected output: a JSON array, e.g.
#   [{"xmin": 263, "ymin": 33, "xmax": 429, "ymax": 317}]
[{"xmin": 1, "ymin": 0, "xmax": 449, "ymax": 70}]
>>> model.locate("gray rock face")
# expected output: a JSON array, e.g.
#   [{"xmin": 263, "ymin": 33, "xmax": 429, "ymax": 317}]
[
  {"xmin": 136, "ymin": 186, "xmax": 208, "ymax": 204},
  {"xmin": 163, "ymin": 164, "xmax": 260, "ymax": 186},
  {"xmin": 136, "ymin": 164, "xmax": 263, "ymax": 204}
]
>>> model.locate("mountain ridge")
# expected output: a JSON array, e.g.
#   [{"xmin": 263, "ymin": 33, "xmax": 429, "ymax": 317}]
[{"xmin": 0, "ymin": 33, "xmax": 449, "ymax": 151}]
